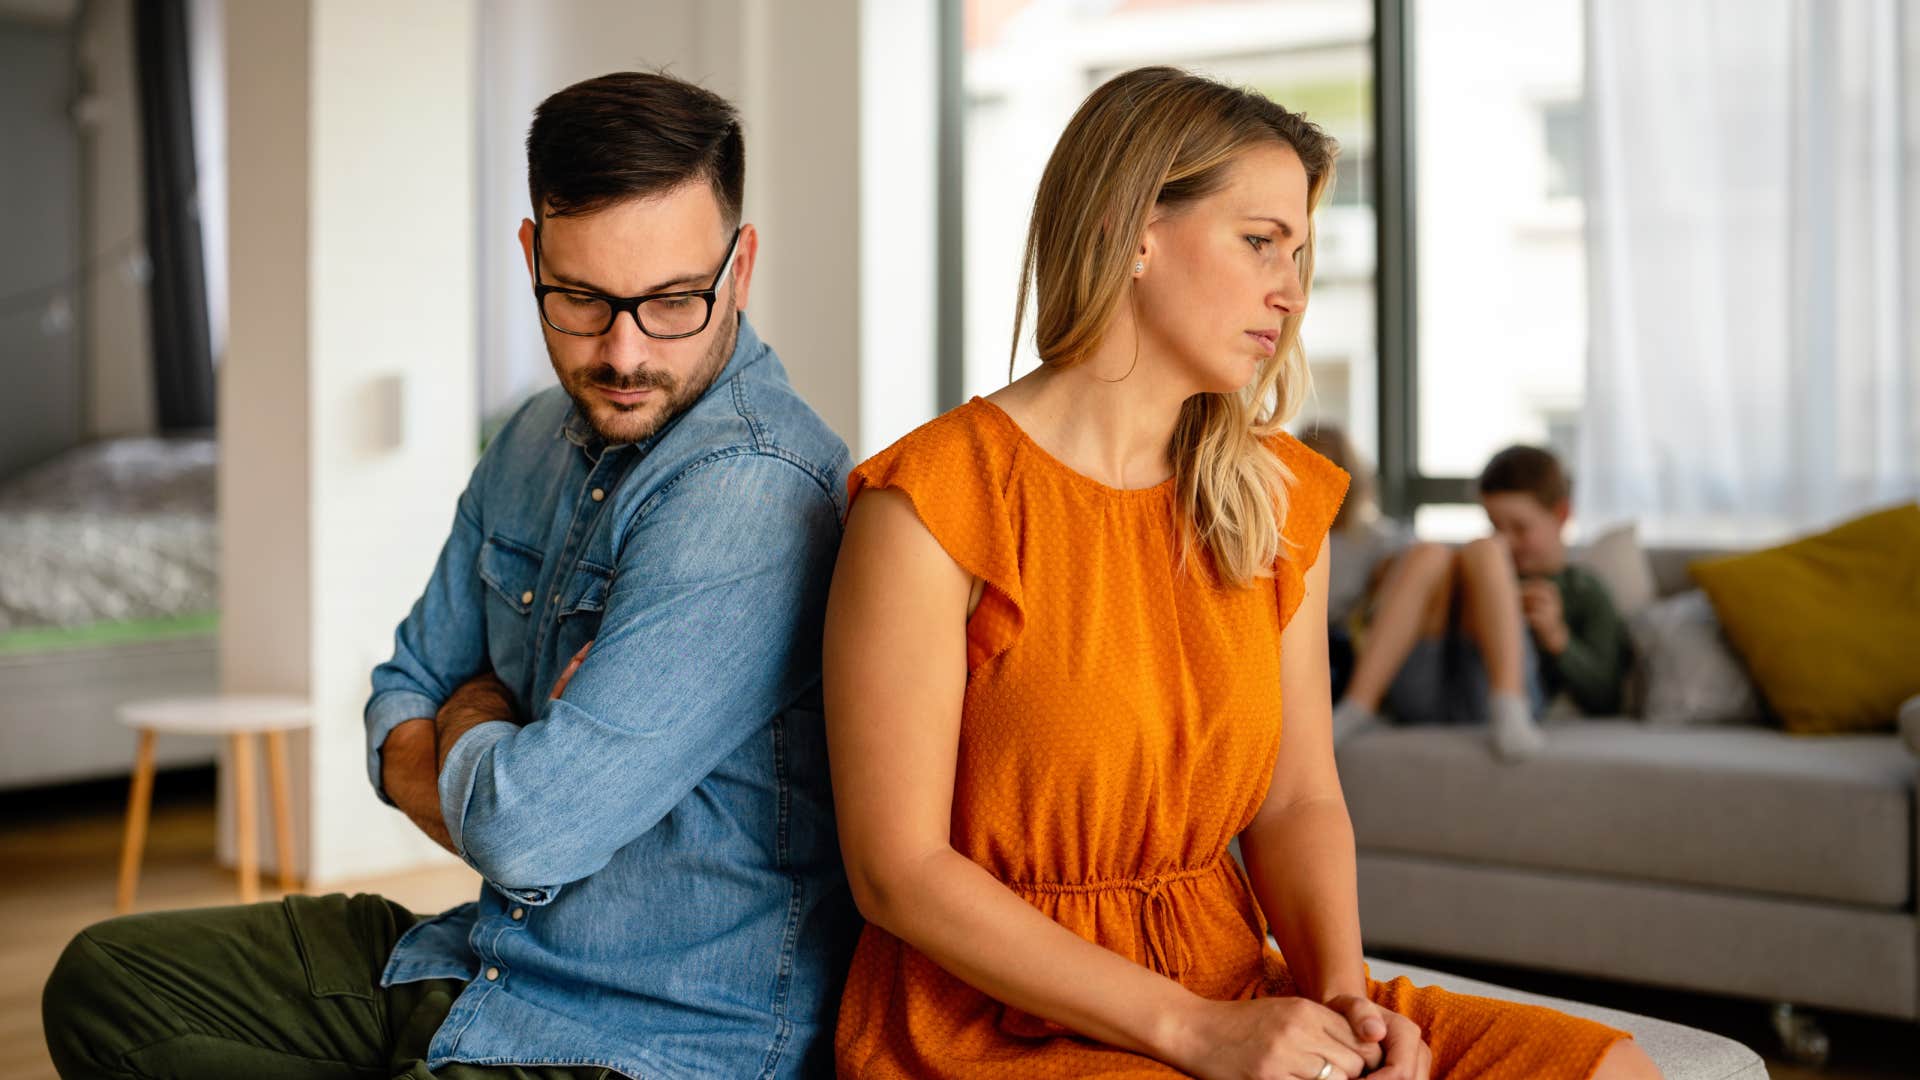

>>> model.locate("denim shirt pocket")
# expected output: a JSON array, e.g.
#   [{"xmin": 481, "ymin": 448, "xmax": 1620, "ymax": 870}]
[
  {"xmin": 478, "ymin": 535, "xmax": 543, "ymax": 689},
  {"xmin": 478, "ymin": 534, "xmax": 544, "ymax": 613}
]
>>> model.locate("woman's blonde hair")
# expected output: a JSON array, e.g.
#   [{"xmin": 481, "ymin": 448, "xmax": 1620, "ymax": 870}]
[{"xmin": 1011, "ymin": 66, "xmax": 1338, "ymax": 587}]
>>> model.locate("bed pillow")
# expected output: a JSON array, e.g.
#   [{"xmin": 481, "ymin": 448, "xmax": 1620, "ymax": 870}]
[
  {"xmin": 1627, "ymin": 590, "xmax": 1764, "ymax": 726},
  {"xmin": 1690, "ymin": 502, "xmax": 1920, "ymax": 734}
]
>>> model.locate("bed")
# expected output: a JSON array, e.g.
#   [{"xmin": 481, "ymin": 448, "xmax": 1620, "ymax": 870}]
[{"xmin": 0, "ymin": 435, "xmax": 220, "ymax": 789}]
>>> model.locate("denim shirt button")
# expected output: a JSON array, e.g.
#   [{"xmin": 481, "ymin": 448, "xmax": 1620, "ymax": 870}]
[
  {"xmin": 591, "ymin": 488, "xmax": 605, "ymax": 502},
  {"xmin": 510, "ymin": 907, "xmax": 525, "ymax": 921},
  {"xmin": 485, "ymin": 967, "xmax": 500, "ymax": 981},
  {"xmin": 519, "ymin": 590, "xmax": 533, "ymax": 605}
]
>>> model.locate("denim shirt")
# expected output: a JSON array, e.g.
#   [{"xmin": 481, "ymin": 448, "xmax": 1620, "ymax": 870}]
[{"xmin": 364, "ymin": 317, "xmax": 858, "ymax": 1079}]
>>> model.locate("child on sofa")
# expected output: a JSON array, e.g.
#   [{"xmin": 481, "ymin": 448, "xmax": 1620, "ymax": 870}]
[{"xmin": 1330, "ymin": 444, "xmax": 1632, "ymax": 762}]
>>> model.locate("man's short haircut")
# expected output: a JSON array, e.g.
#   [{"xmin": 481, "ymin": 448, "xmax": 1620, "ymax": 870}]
[
  {"xmin": 1478, "ymin": 444, "xmax": 1571, "ymax": 508},
  {"xmin": 526, "ymin": 71, "xmax": 744, "ymax": 227}
]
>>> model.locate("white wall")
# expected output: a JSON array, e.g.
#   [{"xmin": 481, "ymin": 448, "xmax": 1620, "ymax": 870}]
[
  {"xmin": 732, "ymin": 0, "xmax": 865, "ymax": 448},
  {"xmin": 475, "ymin": 0, "xmax": 913, "ymax": 455},
  {"xmin": 223, "ymin": 0, "xmax": 477, "ymax": 884},
  {"xmin": 220, "ymin": 0, "xmax": 314, "ymax": 872},
  {"xmin": 857, "ymin": 0, "xmax": 938, "ymax": 454},
  {"xmin": 475, "ymin": 1, "xmax": 707, "ymax": 424}
]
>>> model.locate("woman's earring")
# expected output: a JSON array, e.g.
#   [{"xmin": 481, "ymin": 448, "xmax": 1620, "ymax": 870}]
[{"xmin": 1134, "ymin": 261, "xmax": 1145, "ymax": 275}]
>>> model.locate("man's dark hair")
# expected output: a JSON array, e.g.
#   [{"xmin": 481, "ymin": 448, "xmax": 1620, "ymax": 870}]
[
  {"xmin": 526, "ymin": 71, "xmax": 744, "ymax": 226},
  {"xmin": 1478, "ymin": 444, "xmax": 1571, "ymax": 508}
]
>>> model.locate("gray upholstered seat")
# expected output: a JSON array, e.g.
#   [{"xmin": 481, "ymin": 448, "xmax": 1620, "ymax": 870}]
[
  {"xmin": 1341, "ymin": 720, "xmax": 1908, "ymax": 907},
  {"xmin": 1364, "ymin": 956, "xmax": 1768, "ymax": 1080}
]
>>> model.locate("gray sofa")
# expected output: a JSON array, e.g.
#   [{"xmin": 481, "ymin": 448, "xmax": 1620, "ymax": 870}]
[{"xmin": 1338, "ymin": 545, "xmax": 1914, "ymax": 1059}]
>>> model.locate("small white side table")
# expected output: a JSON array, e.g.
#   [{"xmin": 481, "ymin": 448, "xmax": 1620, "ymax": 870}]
[{"xmin": 115, "ymin": 695, "xmax": 313, "ymax": 912}]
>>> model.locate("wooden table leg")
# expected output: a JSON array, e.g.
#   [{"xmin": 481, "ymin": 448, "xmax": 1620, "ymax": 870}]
[
  {"xmin": 231, "ymin": 733, "xmax": 259, "ymax": 903},
  {"xmin": 115, "ymin": 730, "xmax": 157, "ymax": 913},
  {"xmin": 264, "ymin": 728, "xmax": 297, "ymax": 893}
]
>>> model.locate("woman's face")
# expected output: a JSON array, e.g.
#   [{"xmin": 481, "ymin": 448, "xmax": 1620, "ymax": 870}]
[{"xmin": 1134, "ymin": 141, "xmax": 1311, "ymax": 395}]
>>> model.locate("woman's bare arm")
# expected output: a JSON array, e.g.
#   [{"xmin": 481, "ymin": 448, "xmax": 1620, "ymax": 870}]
[
  {"xmin": 1239, "ymin": 541, "xmax": 1370, "ymax": 1004},
  {"xmin": 825, "ymin": 488, "xmax": 1199, "ymax": 1057}
]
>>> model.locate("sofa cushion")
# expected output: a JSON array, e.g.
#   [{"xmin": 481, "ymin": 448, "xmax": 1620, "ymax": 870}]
[{"xmin": 1338, "ymin": 721, "xmax": 1911, "ymax": 907}]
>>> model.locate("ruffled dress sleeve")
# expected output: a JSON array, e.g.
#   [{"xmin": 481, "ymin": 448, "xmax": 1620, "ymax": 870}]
[{"xmin": 849, "ymin": 405, "xmax": 1027, "ymax": 673}]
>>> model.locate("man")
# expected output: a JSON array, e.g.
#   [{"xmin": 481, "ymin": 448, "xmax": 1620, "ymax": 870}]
[{"xmin": 44, "ymin": 72, "xmax": 858, "ymax": 1079}]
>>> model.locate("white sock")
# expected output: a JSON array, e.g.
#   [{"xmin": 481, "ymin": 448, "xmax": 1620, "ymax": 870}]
[
  {"xmin": 1488, "ymin": 691, "xmax": 1545, "ymax": 762},
  {"xmin": 1331, "ymin": 699, "xmax": 1380, "ymax": 747}
]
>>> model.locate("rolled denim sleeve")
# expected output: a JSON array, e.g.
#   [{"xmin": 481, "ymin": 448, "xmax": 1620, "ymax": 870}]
[
  {"xmin": 364, "ymin": 481, "xmax": 492, "ymax": 806},
  {"xmin": 437, "ymin": 452, "xmax": 840, "ymax": 892}
]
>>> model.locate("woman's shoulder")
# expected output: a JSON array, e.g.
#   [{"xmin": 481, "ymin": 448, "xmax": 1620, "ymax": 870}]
[
  {"xmin": 1261, "ymin": 428, "xmax": 1347, "ymax": 490},
  {"xmin": 1261, "ymin": 429, "xmax": 1352, "ymax": 528},
  {"xmin": 1259, "ymin": 428, "xmax": 1351, "ymax": 591},
  {"xmin": 852, "ymin": 398, "xmax": 1022, "ymax": 495}
]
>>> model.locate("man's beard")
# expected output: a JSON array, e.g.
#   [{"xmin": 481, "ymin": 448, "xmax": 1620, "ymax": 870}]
[{"xmin": 557, "ymin": 306, "xmax": 738, "ymax": 446}]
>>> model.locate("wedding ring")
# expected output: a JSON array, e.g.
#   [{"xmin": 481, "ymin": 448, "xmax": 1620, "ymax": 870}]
[{"xmin": 1313, "ymin": 1059, "xmax": 1335, "ymax": 1080}]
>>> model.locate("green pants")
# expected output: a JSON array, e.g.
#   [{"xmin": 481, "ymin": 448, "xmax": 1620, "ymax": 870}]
[{"xmin": 41, "ymin": 892, "xmax": 610, "ymax": 1080}]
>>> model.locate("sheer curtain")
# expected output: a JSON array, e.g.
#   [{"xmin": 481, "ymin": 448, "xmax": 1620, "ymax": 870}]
[{"xmin": 1579, "ymin": 0, "xmax": 1919, "ymax": 532}]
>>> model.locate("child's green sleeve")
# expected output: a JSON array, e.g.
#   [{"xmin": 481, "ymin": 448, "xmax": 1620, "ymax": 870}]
[{"xmin": 1543, "ymin": 569, "xmax": 1632, "ymax": 715}]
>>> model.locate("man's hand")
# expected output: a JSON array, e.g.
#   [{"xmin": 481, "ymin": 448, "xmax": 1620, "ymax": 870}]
[
  {"xmin": 380, "ymin": 718, "xmax": 455, "ymax": 854},
  {"xmin": 1326, "ymin": 994, "xmax": 1431, "ymax": 1080},
  {"xmin": 435, "ymin": 671, "xmax": 521, "ymax": 772},
  {"xmin": 551, "ymin": 640, "xmax": 592, "ymax": 700},
  {"xmin": 1519, "ymin": 579, "xmax": 1570, "ymax": 655}
]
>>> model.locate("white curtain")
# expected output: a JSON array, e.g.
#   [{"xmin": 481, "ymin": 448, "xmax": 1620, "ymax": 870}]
[{"xmin": 1580, "ymin": 0, "xmax": 1920, "ymax": 529}]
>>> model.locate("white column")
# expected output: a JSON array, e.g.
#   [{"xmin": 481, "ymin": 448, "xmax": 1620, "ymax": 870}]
[
  {"xmin": 858, "ymin": 0, "xmax": 940, "ymax": 455},
  {"xmin": 222, "ymin": 0, "xmax": 477, "ymax": 884}
]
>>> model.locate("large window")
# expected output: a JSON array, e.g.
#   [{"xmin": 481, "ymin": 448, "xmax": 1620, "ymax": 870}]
[
  {"xmin": 1411, "ymin": 0, "xmax": 1587, "ymax": 499},
  {"xmin": 960, "ymin": 0, "xmax": 1379, "ymax": 453}
]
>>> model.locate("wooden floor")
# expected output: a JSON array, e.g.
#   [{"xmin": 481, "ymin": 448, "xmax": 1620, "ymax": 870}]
[{"xmin": 6, "ymin": 770, "xmax": 1918, "ymax": 1078}]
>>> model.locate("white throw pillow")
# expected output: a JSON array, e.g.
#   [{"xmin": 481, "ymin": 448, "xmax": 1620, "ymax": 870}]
[
  {"xmin": 1628, "ymin": 590, "xmax": 1764, "ymax": 726},
  {"xmin": 1574, "ymin": 523, "xmax": 1658, "ymax": 619}
]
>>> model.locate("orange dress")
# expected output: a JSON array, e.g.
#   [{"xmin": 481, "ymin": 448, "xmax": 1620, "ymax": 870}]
[{"xmin": 834, "ymin": 399, "xmax": 1629, "ymax": 1079}]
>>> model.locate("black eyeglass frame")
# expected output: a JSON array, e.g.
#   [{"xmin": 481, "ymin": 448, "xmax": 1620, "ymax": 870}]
[{"xmin": 531, "ymin": 225, "xmax": 743, "ymax": 339}]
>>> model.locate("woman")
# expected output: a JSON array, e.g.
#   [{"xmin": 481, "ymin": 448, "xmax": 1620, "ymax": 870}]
[{"xmin": 823, "ymin": 66, "xmax": 1660, "ymax": 1080}]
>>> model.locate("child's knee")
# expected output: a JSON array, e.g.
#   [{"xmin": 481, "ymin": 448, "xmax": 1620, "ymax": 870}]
[
  {"xmin": 1401, "ymin": 541, "xmax": 1452, "ymax": 573},
  {"xmin": 1458, "ymin": 536, "xmax": 1515, "ymax": 576}
]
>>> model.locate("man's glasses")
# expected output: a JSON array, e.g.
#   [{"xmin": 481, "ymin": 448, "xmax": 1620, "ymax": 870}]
[{"xmin": 532, "ymin": 226, "xmax": 742, "ymax": 339}]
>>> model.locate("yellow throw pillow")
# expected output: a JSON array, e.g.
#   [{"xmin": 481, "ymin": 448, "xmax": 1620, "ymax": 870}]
[{"xmin": 1689, "ymin": 502, "xmax": 1920, "ymax": 734}]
